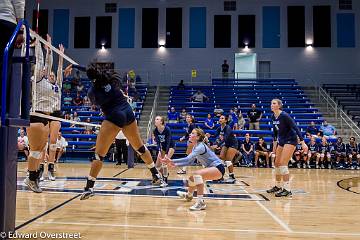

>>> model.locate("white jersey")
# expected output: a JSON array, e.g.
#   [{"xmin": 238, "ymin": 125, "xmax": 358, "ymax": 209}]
[{"xmin": 33, "ymin": 77, "xmax": 57, "ymax": 113}]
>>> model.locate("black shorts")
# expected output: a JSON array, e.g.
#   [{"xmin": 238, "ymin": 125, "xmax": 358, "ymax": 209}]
[
  {"xmin": 104, "ymin": 102, "xmax": 136, "ymax": 128},
  {"xmin": 30, "ymin": 112, "xmax": 50, "ymax": 126},
  {"xmin": 50, "ymin": 110, "xmax": 64, "ymax": 118},
  {"xmin": 278, "ymin": 139, "xmax": 297, "ymax": 147},
  {"xmin": 225, "ymin": 139, "xmax": 238, "ymax": 149},
  {"xmin": 160, "ymin": 141, "xmax": 175, "ymax": 152},
  {"xmin": 215, "ymin": 164, "xmax": 226, "ymax": 177}
]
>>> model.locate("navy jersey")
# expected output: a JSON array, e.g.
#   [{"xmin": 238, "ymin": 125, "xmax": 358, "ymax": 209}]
[
  {"xmin": 153, "ymin": 126, "xmax": 174, "ymax": 153},
  {"xmin": 88, "ymin": 84, "xmax": 128, "ymax": 113},
  {"xmin": 334, "ymin": 142, "xmax": 346, "ymax": 153},
  {"xmin": 346, "ymin": 143, "xmax": 358, "ymax": 154},
  {"xmin": 307, "ymin": 142, "xmax": 319, "ymax": 152},
  {"xmin": 295, "ymin": 143, "xmax": 303, "ymax": 151},
  {"xmin": 272, "ymin": 111, "xmax": 303, "ymax": 145},
  {"xmin": 215, "ymin": 124, "xmax": 238, "ymax": 148},
  {"xmin": 319, "ymin": 143, "xmax": 330, "ymax": 153},
  {"xmin": 242, "ymin": 140, "xmax": 253, "ymax": 152},
  {"xmin": 255, "ymin": 142, "xmax": 268, "ymax": 152},
  {"xmin": 183, "ymin": 123, "xmax": 195, "ymax": 140}
]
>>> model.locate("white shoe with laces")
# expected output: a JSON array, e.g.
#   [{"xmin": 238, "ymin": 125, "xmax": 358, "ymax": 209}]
[
  {"xmin": 177, "ymin": 191, "xmax": 193, "ymax": 202},
  {"xmin": 189, "ymin": 200, "xmax": 206, "ymax": 211}
]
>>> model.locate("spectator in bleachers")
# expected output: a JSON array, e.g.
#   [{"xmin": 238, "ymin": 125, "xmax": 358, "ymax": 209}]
[
  {"xmin": 177, "ymin": 80, "xmax": 185, "ymax": 90},
  {"xmin": 213, "ymin": 104, "xmax": 224, "ymax": 117},
  {"xmin": 333, "ymin": 137, "xmax": 347, "ymax": 169},
  {"xmin": 70, "ymin": 112, "xmax": 81, "ymax": 129},
  {"xmin": 73, "ymin": 92, "xmax": 83, "ymax": 106},
  {"xmin": 63, "ymin": 81, "xmax": 71, "ymax": 94},
  {"xmin": 319, "ymin": 120, "xmax": 336, "ymax": 139},
  {"xmin": 319, "ymin": 136, "xmax": 332, "ymax": 169},
  {"xmin": 83, "ymin": 96, "xmax": 91, "ymax": 107},
  {"xmin": 76, "ymin": 81, "xmax": 84, "ymax": 93},
  {"xmin": 346, "ymin": 137, "xmax": 360, "ymax": 170},
  {"xmin": 227, "ymin": 113, "xmax": 234, "ymax": 129},
  {"xmin": 306, "ymin": 121, "xmax": 320, "ymax": 138},
  {"xmin": 247, "ymin": 104, "xmax": 262, "ymax": 130},
  {"xmin": 55, "ymin": 132, "xmax": 68, "ymax": 162},
  {"xmin": 179, "ymin": 108, "xmax": 187, "ymax": 123},
  {"xmin": 71, "ymin": 70, "xmax": 80, "ymax": 88},
  {"xmin": 63, "ymin": 92, "xmax": 73, "ymax": 106},
  {"xmin": 307, "ymin": 136, "xmax": 320, "ymax": 169},
  {"xmin": 221, "ymin": 60, "xmax": 229, "ymax": 78},
  {"xmin": 204, "ymin": 113, "xmax": 215, "ymax": 129},
  {"xmin": 178, "ymin": 114, "xmax": 196, "ymax": 174},
  {"xmin": 230, "ymin": 109, "xmax": 238, "ymax": 130},
  {"xmin": 167, "ymin": 107, "xmax": 180, "ymax": 123},
  {"xmin": 237, "ymin": 110, "xmax": 245, "ymax": 130},
  {"xmin": 64, "ymin": 113, "xmax": 71, "ymax": 120},
  {"xmin": 254, "ymin": 137, "xmax": 270, "ymax": 168},
  {"xmin": 17, "ymin": 129, "xmax": 29, "ymax": 159},
  {"xmin": 83, "ymin": 117, "xmax": 94, "ymax": 135},
  {"xmin": 241, "ymin": 133, "xmax": 254, "ymax": 167},
  {"xmin": 191, "ymin": 90, "xmax": 208, "ymax": 103}
]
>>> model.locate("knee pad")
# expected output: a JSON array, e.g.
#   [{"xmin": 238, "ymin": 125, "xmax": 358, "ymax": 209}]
[
  {"xmin": 349, "ymin": 154, "xmax": 353, "ymax": 159},
  {"xmin": 136, "ymin": 145, "xmax": 148, "ymax": 156},
  {"xmin": 320, "ymin": 153, "xmax": 325, "ymax": 158},
  {"xmin": 225, "ymin": 161, "xmax": 232, "ymax": 167},
  {"xmin": 274, "ymin": 167, "xmax": 281, "ymax": 175},
  {"xmin": 357, "ymin": 154, "xmax": 360, "ymax": 159},
  {"xmin": 279, "ymin": 166, "xmax": 289, "ymax": 175},
  {"xmin": 49, "ymin": 143, "xmax": 57, "ymax": 152},
  {"xmin": 326, "ymin": 153, "xmax": 331, "ymax": 159},
  {"xmin": 193, "ymin": 175, "xmax": 203, "ymax": 185},
  {"xmin": 188, "ymin": 177, "xmax": 196, "ymax": 187},
  {"xmin": 94, "ymin": 153, "xmax": 104, "ymax": 161},
  {"xmin": 29, "ymin": 151, "xmax": 41, "ymax": 159}
]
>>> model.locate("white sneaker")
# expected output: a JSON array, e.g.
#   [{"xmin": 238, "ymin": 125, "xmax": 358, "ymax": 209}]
[
  {"xmin": 356, "ymin": 166, "xmax": 360, "ymax": 170},
  {"xmin": 316, "ymin": 164, "xmax": 319, "ymax": 169},
  {"xmin": 48, "ymin": 171, "xmax": 56, "ymax": 181},
  {"xmin": 189, "ymin": 200, "xmax": 206, "ymax": 211},
  {"xmin": 177, "ymin": 169, "xmax": 187, "ymax": 174},
  {"xmin": 328, "ymin": 164, "xmax": 331, "ymax": 169},
  {"xmin": 351, "ymin": 166, "xmax": 355, "ymax": 170},
  {"xmin": 297, "ymin": 163, "xmax": 300, "ymax": 169},
  {"xmin": 307, "ymin": 164, "xmax": 311, "ymax": 169},
  {"xmin": 177, "ymin": 191, "xmax": 193, "ymax": 202}
]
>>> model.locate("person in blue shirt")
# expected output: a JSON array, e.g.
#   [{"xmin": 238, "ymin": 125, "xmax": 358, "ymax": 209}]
[
  {"xmin": 346, "ymin": 137, "xmax": 360, "ymax": 170},
  {"xmin": 67, "ymin": 64, "xmax": 167, "ymax": 200},
  {"xmin": 318, "ymin": 136, "xmax": 332, "ymax": 169},
  {"xmin": 333, "ymin": 137, "xmax": 346, "ymax": 169},
  {"xmin": 153, "ymin": 116, "xmax": 175, "ymax": 182},
  {"xmin": 204, "ymin": 113, "xmax": 215, "ymax": 129},
  {"xmin": 162, "ymin": 128, "xmax": 225, "ymax": 211},
  {"xmin": 319, "ymin": 120, "xmax": 337, "ymax": 139},
  {"xmin": 293, "ymin": 137, "xmax": 308, "ymax": 169},
  {"xmin": 209, "ymin": 115, "xmax": 238, "ymax": 180},
  {"xmin": 267, "ymin": 99, "xmax": 308, "ymax": 197},
  {"xmin": 307, "ymin": 136, "xmax": 320, "ymax": 168},
  {"xmin": 241, "ymin": 133, "xmax": 254, "ymax": 167},
  {"xmin": 305, "ymin": 121, "xmax": 320, "ymax": 138},
  {"xmin": 230, "ymin": 108, "xmax": 239, "ymax": 130},
  {"xmin": 167, "ymin": 107, "xmax": 179, "ymax": 123}
]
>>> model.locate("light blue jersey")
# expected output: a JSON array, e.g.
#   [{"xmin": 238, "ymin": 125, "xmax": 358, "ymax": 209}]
[{"xmin": 172, "ymin": 142, "xmax": 223, "ymax": 168}]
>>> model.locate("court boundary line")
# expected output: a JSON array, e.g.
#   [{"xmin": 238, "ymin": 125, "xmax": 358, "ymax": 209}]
[
  {"xmin": 337, "ymin": 177, "xmax": 360, "ymax": 195},
  {"xmin": 15, "ymin": 194, "xmax": 80, "ymax": 230},
  {"xmin": 20, "ymin": 221, "xmax": 360, "ymax": 237},
  {"xmin": 112, "ymin": 168, "xmax": 130, "ymax": 177},
  {"xmin": 242, "ymin": 181, "xmax": 293, "ymax": 233}
]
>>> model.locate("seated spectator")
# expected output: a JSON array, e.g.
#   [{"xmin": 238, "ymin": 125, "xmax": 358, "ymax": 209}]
[
  {"xmin": 319, "ymin": 137, "xmax": 332, "ymax": 169},
  {"xmin": 191, "ymin": 90, "xmax": 208, "ymax": 102},
  {"xmin": 55, "ymin": 132, "xmax": 68, "ymax": 162},
  {"xmin": 17, "ymin": 129, "xmax": 29, "ymax": 159},
  {"xmin": 70, "ymin": 112, "xmax": 81, "ymax": 129},
  {"xmin": 255, "ymin": 137, "xmax": 270, "ymax": 168},
  {"xmin": 83, "ymin": 96, "xmax": 91, "ymax": 106},
  {"xmin": 83, "ymin": 118, "xmax": 94, "ymax": 135},
  {"xmin": 213, "ymin": 105, "xmax": 224, "ymax": 117},
  {"xmin": 210, "ymin": 134, "xmax": 224, "ymax": 155},
  {"xmin": 293, "ymin": 137, "xmax": 309, "ymax": 169},
  {"xmin": 227, "ymin": 114, "xmax": 234, "ymax": 129},
  {"xmin": 179, "ymin": 108, "xmax": 187, "ymax": 123},
  {"xmin": 72, "ymin": 70, "xmax": 80, "ymax": 88},
  {"xmin": 64, "ymin": 113, "xmax": 71, "ymax": 120},
  {"xmin": 76, "ymin": 81, "xmax": 84, "ymax": 92},
  {"xmin": 73, "ymin": 92, "xmax": 83, "ymax": 106},
  {"xmin": 90, "ymin": 105, "xmax": 98, "ymax": 111},
  {"xmin": 177, "ymin": 80, "xmax": 185, "ymax": 90},
  {"xmin": 204, "ymin": 113, "xmax": 215, "ymax": 129},
  {"xmin": 237, "ymin": 110, "xmax": 245, "ymax": 130},
  {"xmin": 306, "ymin": 121, "xmax": 320, "ymax": 138},
  {"xmin": 63, "ymin": 81, "xmax": 71, "ymax": 93},
  {"xmin": 63, "ymin": 92, "xmax": 73, "ymax": 106},
  {"xmin": 168, "ymin": 107, "xmax": 180, "ymax": 123},
  {"xmin": 241, "ymin": 133, "xmax": 254, "ymax": 167},
  {"xmin": 333, "ymin": 137, "xmax": 346, "ymax": 168},
  {"xmin": 247, "ymin": 104, "xmax": 262, "ymax": 130},
  {"xmin": 307, "ymin": 136, "xmax": 320, "ymax": 169},
  {"xmin": 230, "ymin": 109, "xmax": 238, "ymax": 130},
  {"xmin": 346, "ymin": 136, "xmax": 360, "ymax": 170},
  {"xmin": 319, "ymin": 120, "xmax": 336, "ymax": 139}
]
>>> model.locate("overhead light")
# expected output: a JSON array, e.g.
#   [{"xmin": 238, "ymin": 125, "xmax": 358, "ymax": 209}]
[{"xmin": 158, "ymin": 39, "xmax": 166, "ymax": 48}]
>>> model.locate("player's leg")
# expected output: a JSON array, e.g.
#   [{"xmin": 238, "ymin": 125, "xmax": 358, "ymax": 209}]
[{"xmin": 275, "ymin": 144, "xmax": 296, "ymax": 197}]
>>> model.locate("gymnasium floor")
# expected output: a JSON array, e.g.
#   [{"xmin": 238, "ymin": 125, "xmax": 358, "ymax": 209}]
[{"xmin": 15, "ymin": 162, "xmax": 360, "ymax": 240}]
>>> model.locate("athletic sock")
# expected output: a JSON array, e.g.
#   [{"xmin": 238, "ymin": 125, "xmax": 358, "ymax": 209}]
[
  {"xmin": 29, "ymin": 171, "xmax": 38, "ymax": 181},
  {"xmin": 276, "ymin": 181, "xmax": 282, "ymax": 188},
  {"xmin": 85, "ymin": 176, "xmax": 96, "ymax": 190},
  {"xmin": 283, "ymin": 181, "xmax": 290, "ymax": 191}
]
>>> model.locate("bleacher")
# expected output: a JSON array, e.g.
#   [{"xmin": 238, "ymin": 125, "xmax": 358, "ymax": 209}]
[
  {"xmin": 168, "ymin": 78, "xmax": 325, "ymax": 156},
  {"xmin": 322, "ymin": 84, "xmax": 360, "ymax": 126},
  {"xmin": 59, "ymin": 77, "xmax": 148, "ymax": 159}
]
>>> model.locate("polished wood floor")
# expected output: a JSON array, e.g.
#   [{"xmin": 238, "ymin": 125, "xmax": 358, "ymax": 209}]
[{"xmin": 15, "ymin": 162, "xmax": 360, "ymax": 240}]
